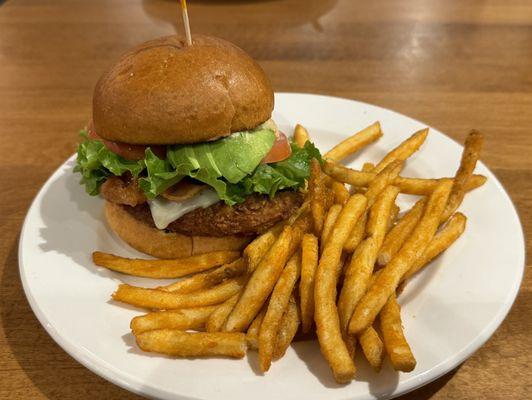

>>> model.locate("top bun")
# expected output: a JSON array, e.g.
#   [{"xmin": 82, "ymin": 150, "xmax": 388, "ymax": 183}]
[{"xmin": 93, "ymin": 35, "xmax": 274, "ymax": 145}]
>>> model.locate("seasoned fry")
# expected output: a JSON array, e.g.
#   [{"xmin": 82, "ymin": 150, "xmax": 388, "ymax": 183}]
[
  {"xmin": 441, "ymin": 130, "xmax": 483, "ymax": 221},
  {"xmin": 93, "ymin": 250, "xmax": 240, "ymax": 279},
  {"xmin": 325, "ymin": 122, "xmax": 382, "ymax": 162},
  {"xmin": 160, "ymin": 258, "xmax": 246, "ymax": 293},
  {"xmin": 244, "ymin": 224, "xmax": 283, "ymax": 273},
  {"xmin": 362, "ymin": 162, "xmax": 375, "ymax": 172},
  {"xmin": 373, "ymin": 128, "xmax": 428, "ymax": 174},
  {"xmin": 225, "ymin": 226, "xmax": 293, "ymax": 332},
  {"xmin": 272, "ymin": 296, "xmax": 300, "ymax": 360},
  {"xmin": 359, "ymin": 326, "xmax": 385, "ymax": 372},
  {"xmin": 349, "ymin": 180, "xmax": 452, "ymax": 335},
  {"xmin": 344, "ymin": 161, "xmax": 403, "ymax": 252},
  {"xmin": 294, "ymin": 124, "xmax": 310, "ymax": 148},
  {"xmin": 387, "ymin": 204, "xmax": 400, "ymax": 232},
  {"xmin": 130, "ymin": 306, "xmax": 217, "ymax": 335},
  {"xmin": 402, "ymin": 212, "xmax": 467, "ymax": 283},
  {"xmin": 332, "ymin": 181, "xmax": 350, "ymax": 205},
  {"xmin": 136, "ymin": 329, "xmax": 247, "ymax": 358},
  {"xmin": 323, "ymin": 160, "xmax": 486, "ymax": 195},
  {"xmin": 321, "ymin": 204, "xmax": 342, "ymax": 248},
  {"xmin": 246, "ymin": 306, "xmax": 266, "ymax": 350},
  {"xmin": 315, "ymin": 194, "xmax": 367, "ymax": 383},
  {"xmin": 259, "ymin": 252, "xmax": 301, "ymax": 371},
  {"xmin": 380, "ymin": 294, "xmax": 416, "ymax": 372},
  {"xmin": 377, "ymin": 198, "xmax": 427, "ymax": 266},
  {"xmin": 206, "ymin": 293, "xmax": 240, "ymax": 333},
  {"xmin": 338, "ymin": 187, "xmax": 399, "ymax": 338},
  {"xmin": 309, "ymin": 159, "xmax": 327, "ymax": 235},
  {"xmin": 113, "ymin": 277, "xmax": 245, "ymax": 310},
  {"xmin": 300, "ymin": 234, "xmax": 319, "ymax": 333}
]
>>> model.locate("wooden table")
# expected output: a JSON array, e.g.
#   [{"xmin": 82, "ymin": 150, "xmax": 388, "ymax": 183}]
[{"xmin": 0, "ymin": 0, "xmax": 530, "ymax": 398}]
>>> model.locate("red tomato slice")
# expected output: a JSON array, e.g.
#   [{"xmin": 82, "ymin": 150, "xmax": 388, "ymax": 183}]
[
  {"xmin": 88, "ymin": 123, "xmax": 166, "ymax": 160},
  {"xmin": 262, "ymin": 131, "xmax": 292, "ymax": 164}
]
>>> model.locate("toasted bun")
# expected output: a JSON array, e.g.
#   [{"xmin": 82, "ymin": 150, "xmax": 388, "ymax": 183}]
[
  {"xmin": 105, "ymin": 201, "xmax": 250, "ymax": 258},
  {"xmin": 93, "ymin": 35, "xmax": 274, "ymax": 145}
]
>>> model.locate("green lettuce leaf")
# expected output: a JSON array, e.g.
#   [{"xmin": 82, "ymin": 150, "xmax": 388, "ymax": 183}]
[{"xmin": 73, "ymin": 129, "xmax": 144, "ymax": 195}]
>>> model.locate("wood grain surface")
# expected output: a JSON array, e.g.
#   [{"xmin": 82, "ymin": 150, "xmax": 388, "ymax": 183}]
[{"xmin": 0, "ymin": 0, "xmax": 530, "ymax": 398}]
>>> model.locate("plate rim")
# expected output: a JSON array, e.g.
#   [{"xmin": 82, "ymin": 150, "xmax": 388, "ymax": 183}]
[{"xmin": 18, "ymin": 92, "xmax": 526, "ymax": 400}]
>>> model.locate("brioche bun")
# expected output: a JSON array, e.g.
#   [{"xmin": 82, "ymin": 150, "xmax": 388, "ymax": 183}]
[
  {"xmin": 105, "ymin": 202, "xmax": 250, "ymax": 259},
  {"xmin": 93, "ymin": 35, "xmax": 274, "ymax": 145}
]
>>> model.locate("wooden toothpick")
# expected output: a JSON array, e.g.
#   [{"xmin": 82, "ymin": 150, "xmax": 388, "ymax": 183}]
[{"xmin": 180, "ymin": 0, "xmax": 192, "ymax": 46}]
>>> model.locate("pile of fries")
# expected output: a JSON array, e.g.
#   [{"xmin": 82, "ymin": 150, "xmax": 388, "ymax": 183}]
[{"xmin": 93, "ymin": 121, "xmax": 485, "ymax": 383}]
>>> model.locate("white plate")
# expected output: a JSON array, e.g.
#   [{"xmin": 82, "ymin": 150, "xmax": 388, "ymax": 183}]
[{"xmin": 19, "ymin": 93, "xmax": 525, "ymax": 400}]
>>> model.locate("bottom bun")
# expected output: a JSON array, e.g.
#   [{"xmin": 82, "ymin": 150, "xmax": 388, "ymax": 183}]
[{"xmin": 105, "ymin": 201, "xmax": 250, "ymax": 259}]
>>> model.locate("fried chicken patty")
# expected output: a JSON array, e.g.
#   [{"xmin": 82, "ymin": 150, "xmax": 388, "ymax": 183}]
[{"xmin": 121, "ymin": 191, "xmax": 303, "ymax": 237}]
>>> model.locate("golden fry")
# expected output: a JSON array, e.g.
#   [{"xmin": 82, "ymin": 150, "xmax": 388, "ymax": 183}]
[
  {"xmin": 294, "ymin": 124, "xmax": 310, "ymax": 148},
  {"xmin": 244, "ymin": 224, "xmax": 283, "ymax": 273},
  {"xmin": 380, "ymin": 294, "xmax": 416, "ymax": 372},
  {"xmin": 349, "ymin": 180, "xmax": 452, "ymax": 335},
  {"xmin": 338, "ymin": 187, "xmax": 399, "ymax": 337},
  {"xmin": 93, "ymin": 250, "xmax": 240, "ymax": 279},
  {"xmin": 362, "ymin": 162, "xmax": 375, "ymax": 172},
  {"xmin": 309, "ymin": 159, "xmax": 327, "ymax": 235},
  {"xmin": 299, "ymin": 234, "xmax": 319, "ymax": 334},
  {"xmin": 321, "ymin": 204, "xmax": 342, "ymax": 249},
  {"xmin": 130, "ymin": 306, "xmax": 217, "ymax": 335},
  {"xmin": 160, "ymin": 258, "xmax": 246, "ymax": 293},
  {"xmin": 206, "ymin": 293, "xmax": 240, "ymax": 333},
  {"xmin": 272, "ymin": 296, "xmax": 300, "ymax": 360},
  {"xmin": 359, "ymin": 326, "xmax": 385, "ymax": 372},
  {"xmin": 441, "ymin": 130, "xmax": 483, "ymax": 221},
  {"xmin": 259, "ymin": 252, "xmax": 301, "ymax": 371},
  {"xmin": 387, "ymin": 204, "xmax": 400, "ymax": 232},
  {"xmin": 225, "ymin": 226, "xmax": 293, "ymax": 332},
  {"xmin": 323, "ymin": 160, "xmax": 486, "ymax": 195},
  {"xmin": 332, "ymin": 181, "xmax": 350, "ymax": 205},
  {"xmin": 373, "ymin": 128, "xmax": 428, "ymax": 174},
  {"xmin": 325, "ymin": 122, "xmax": 382, "ymax": 162},
  {"xmin": 135, "ymin": 329, "xmax": 247, "ymax": 358},
  {"xmin": 377, "ymin": 198, "xmax": 427, "ymax": 266},
  {"xmin": 315, "ymin": 194, "xmax": 367, "ymax": 383},
  {"xmin": 246, "ymin": 306, "xmax": 266, "ymax": 350},
  {"xmin": 402, "ymin": 212, "xmax": 467, "ymax": 283},
  {"xmin": 344, "ymin": 161, "xmax": 403, "ymax": 252},
  {"xmin": 113, "ymin": 277, "xmax": 245, "ymax": 310}
]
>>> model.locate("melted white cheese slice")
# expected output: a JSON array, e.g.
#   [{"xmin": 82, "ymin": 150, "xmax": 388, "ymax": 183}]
[{"xmin": 148, "ymin": 189, "xmax": 220, "ymax": 230}]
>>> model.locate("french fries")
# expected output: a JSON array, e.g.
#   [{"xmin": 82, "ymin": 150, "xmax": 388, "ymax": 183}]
[
  {"xmin": 225, "ymin": 226, "xmax": 293, "ymax": 332},
  {"xmin": 332, "ymin": 181, "xmax": 350, "ymax": 205},
  {"xmin": 349, "ymin": 180, "xmax": 453, "ymax": 335},
  {"xmin": 206, "ymin": 293, "xmax": 240, "ymax": 333},
  {"xmin": 130, "ymin": 306, "xmax": 217, "ymax": 335},
  {"xmin": 402, "ymin": 212, "xmax": 467, "ymax": 283},
  {"xmin": 160, "ymin": 258, "xmax": 246, "ymax": 293},
  {"xmin": 358, "ymin": 326, "xmax": 385, "ymax": 372},
  {"xmin": 259, "ymin": 252, "xmax": 301, "ymax": 371},
  {"xmin": 93, "ymin": 250, "xmax": 240, "ymax": 279},
  {"xmin": 99, "ymin": 122, "xmax": 485, "ymax": 381},
  {"xmin": 372, "ymin": 128, "xmax": 428, "ymax": 173},
  {"xmin": 113, "ymin": 277, "xmax": 245, "ymax": 310},
  {"xmin": 323, "ymin": 160, "xmax": 486, "ymax": 196},
  {"xmin": 325, "ymin": 122, "xmax": 382, "ymax": 161},
  {"xmin": 314, "ymin": 194, "xmax": 367, "ymax": 383},
  {"xmin": 299, "ymin": 234, "xmax": 319, "ymax": 333},
  {"xmin": 136, "ymin": 330, "xmax": 247, "ymax": 358},
  {"xmin": 441, "ymin": 130, "xmax": 483, "ymax": 221},
  {"xmin": 377, "ymin": 199, "xmax": 427, "ymax": 266},
  {"xmin": 272, "ymin": 295, "xmax": 300, "ymax": 360},
  {"xmin": 294, "ymin": 124, "xmax": 310, "ymax": 148},
  {"xmin": 380, "ymin": 294, "xmax": 416, "ymax": 372}
]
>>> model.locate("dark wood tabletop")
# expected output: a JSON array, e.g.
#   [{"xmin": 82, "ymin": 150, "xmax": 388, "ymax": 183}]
[{"xmin": 0, "ymin": 0, "xmax": 530, "ymax": 398}]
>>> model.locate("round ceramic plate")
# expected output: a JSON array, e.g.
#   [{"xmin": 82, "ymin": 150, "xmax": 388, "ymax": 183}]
[{"xmin": 19, "ymin": 93, "xmax": 525, "ymax": 400}]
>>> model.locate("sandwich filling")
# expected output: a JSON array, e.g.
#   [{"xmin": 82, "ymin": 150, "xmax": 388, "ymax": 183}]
[{"xmin": 75, "ymin": 120, "xmax": 321, "ymax": 233}]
